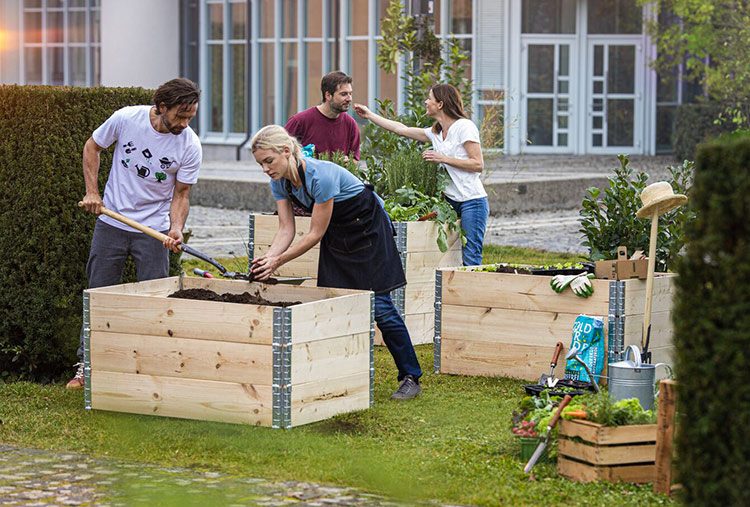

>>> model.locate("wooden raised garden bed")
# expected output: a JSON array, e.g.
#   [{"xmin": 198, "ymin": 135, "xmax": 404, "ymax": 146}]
[
  {"xmin": 434, "ymin": 267, "xmax": 676, "ymax": 380},
  {"xmin": 249, "ymin": 213, "xmax": 462, "ymax": 345},
  {"xmin": 83, "ymin": 276, "xmax": 374, "ymax": 428},
  {"xmin": 557, "ymin": 419, "xmax": 657, "ymax": 483}
]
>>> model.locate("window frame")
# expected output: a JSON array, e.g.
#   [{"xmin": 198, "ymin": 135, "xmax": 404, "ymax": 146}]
[{"xmin": 19, "ymin": 0, "xmax": 101, "ymax": 86}]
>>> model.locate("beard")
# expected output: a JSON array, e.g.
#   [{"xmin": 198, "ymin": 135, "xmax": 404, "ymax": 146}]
[
  {"xmin": 330, "ymin": 100, "xmax": 350, "ymax": 115},
  {"xmin": 161, "ymin": 115, "xmax": 185, "ymax": 135}
]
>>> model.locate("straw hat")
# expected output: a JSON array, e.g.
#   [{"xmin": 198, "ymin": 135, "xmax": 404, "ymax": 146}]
[{"xmin": 636, "ymin": 181, "xmax": 688, "ymax": 218}]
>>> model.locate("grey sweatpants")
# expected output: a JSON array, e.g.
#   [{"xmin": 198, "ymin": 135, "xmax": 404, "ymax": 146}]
[{"xmin": 77, "ymin": 219, "xmax": 170, "ymax": 360}]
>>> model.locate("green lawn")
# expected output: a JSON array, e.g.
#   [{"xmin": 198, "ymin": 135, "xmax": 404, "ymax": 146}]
[{"xmin": 0, "ymin": 246, "xmax": 673, "ymax": 506}]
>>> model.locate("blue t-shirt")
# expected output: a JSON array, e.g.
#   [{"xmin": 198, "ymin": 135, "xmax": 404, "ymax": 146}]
[{"xmin": 270, "ymin": 157, "xmax": 365, "ymax": 208}]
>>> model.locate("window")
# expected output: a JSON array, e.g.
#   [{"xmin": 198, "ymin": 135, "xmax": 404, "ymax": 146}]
[
  {"xmin": 21, "ymin": 0, "xmax": 101, "ymax": 86},
  {"xmin": 522, "ymin": 0, "xmax": 576, "ymax": 34}
]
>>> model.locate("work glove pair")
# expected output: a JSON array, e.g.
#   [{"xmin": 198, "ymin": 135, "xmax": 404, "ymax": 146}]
[{"xmin": 550, "ymin": 273, "xmax": 596, "ymax": 298}]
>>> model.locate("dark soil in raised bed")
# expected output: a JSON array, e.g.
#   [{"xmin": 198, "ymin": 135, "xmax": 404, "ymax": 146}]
[{"xmin": 168, "ymin": 288, "xmax": 301, "ymax": 307}]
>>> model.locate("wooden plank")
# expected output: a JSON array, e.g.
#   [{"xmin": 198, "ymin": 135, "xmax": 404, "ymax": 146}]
[
  {"xmin": 622, "ymin": 275, "xmax": 675, "ymax": 315},
  {"xmin": 91, "ymin": 370, "xmax": 272, "ymax": 426},
  {"xmin": 557, "ymin": 456, "xmax": 600, "ymax": 483},
  {"xmin": 441, "ymin": 304, "xmax": 583, "ymax": 348},
  {"xmin": 405, "ymin": 312, "xmax": 434, "ymax": 346},
  {"xmin": 405, "ymin": 221, "xmax": 462, "ymax": 253},
  {"xmin": 558, "ymin": 457, "xmax": 655, "ymax": 484},
  {"xmin": 559, "ymin": 420, "xmax": 657, "ymax": 445},
  {"xmin": 654, "ymin": 379, "xmax": 678, "ymax": 495},
  {"xmin": 89, "ymin": 291, "xmax": 275, "ymax": 345},
  {"xmin": 440, "ymin": 269, "xmax": 611, "ymax": 315},
  {"xmin": 439, "ymin": 338, "xmax": 566, "ymax": 380},
  {"xmin": 87, "ymin": 277, "xmax": 180, "ymax": 296},
  {"xmin": 90, "ymin": 331, "xmax": 272, "ymax": 385},
  {"xmin": 290, "ymin": 333, "xmax": 370, "ymax": 384},
  {"xmin": 623, "ymin": 311, "xmax": 673, "ymax": 351},
  {"xmin": 252, "ymin": 213, "xmax": 313, "ymax": 244},
  {"xmin": 404, "ymin": 284, "xmax": 435, "ymax": 315},
  {"xmin": 253, "ymin": 244, "xmax": 319, "ymax": 278},
  {"xmin": 558, "ymin": 438, "xmax": 656, "ymax": 465},
  {"xmin": 290, "ymin": 371, "xmax": 370, "ymax": 427},
  {"xmin": 290, "ymin": 293, "xmax": 371, "ymax": 344},
  {"xmin": 606, "ymin": 463, "xmax": 656, "ymax": 483}
]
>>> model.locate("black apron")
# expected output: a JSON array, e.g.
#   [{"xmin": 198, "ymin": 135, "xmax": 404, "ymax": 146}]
[{"xmin": 285, "ymin": 167, "xmax": 405, "ymax": 294}]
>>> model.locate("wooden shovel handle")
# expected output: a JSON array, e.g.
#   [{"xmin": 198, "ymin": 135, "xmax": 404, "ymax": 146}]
[
  {"xmin": 78, "ymin": 202, "xmax": 171, "ymax": 244},
  {"xmin": 548, "ymin": 395, "xmax": 573, "ymax": 430},
  {"xmin": 551, "ymin": 341, "xmax": 564, "ymax": 367}
]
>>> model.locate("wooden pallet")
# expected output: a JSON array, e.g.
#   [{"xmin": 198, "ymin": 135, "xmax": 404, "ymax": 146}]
[
  {"xmin": 250, "ymin": 214, "xmax": 462, "ymax": 345},
  {"xmin": 557, "ymin": 419, "xmax": 657, "ymax": 483},
  {"xmin": 435, "ymin": 266, "xmax": 676, "ymax": 380},
  {"xmin": 84, "ymin": 276, "xmax": 373, "ymax": 428}
]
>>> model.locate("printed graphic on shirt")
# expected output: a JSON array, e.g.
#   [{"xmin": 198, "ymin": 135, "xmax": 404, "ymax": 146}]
[
  {"xmin": 123, "ymin": 141, "xmax": 137, "ymax": 154},
  {"xmin": 142, "ymin": 148, "xmax": 153, "ymax": 161},
  {"xmin": 135, "ymin": 164, "xmax": 150, "ymax": 179},
  {"xmin": 159, "ymin": 157, "xmax": 174, "ymax": 170},
  {"xmin": 121, "ymin": 159, "xmax": 130, "ymax": 169},
  {"xmin": 155, "ymin": 172, "xmax": 167, "ymax": 183}
]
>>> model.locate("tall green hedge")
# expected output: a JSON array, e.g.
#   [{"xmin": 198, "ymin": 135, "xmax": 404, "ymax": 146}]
[
  {"xmin": 673, "ymin": 132, "xmax": 750, "ymax": 505},
  {"xmin": 0, "ymin": 85, "xmax": 167, "ymax": 381},
  {"xmin": 673, "ymin": 102, "xmax": 735, "ymax": 162}
]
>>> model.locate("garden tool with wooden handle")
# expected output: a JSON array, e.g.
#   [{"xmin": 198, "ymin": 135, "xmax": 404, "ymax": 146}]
[
  {"xmin": 636, "ymin": 182, "xmax": 688, "ymax": 364},
  {"xmin": 538, "ymin": 341, "xmax": 564, "ymax": 387},
  {"xmin": 78, "ymin": 202, "xmax": 254, "ymax": 281},
  {"xmin": 523, "ymin": 395, "xmax": 573, "ymax": 473}
]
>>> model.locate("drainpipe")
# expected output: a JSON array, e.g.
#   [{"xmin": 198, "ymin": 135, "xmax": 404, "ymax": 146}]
[
  {"xmin": 334, "ymin": 0, "xmax": 340, "ymax": 68},
  {"xmin": 236, "ymin": 0, "xmax": 253, "ymax": 161}
]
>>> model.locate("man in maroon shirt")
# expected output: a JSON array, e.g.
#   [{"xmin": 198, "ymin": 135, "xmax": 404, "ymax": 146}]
[{"xmin": 285, "ymin": 71, "xmax": 361, "ymax": 161}]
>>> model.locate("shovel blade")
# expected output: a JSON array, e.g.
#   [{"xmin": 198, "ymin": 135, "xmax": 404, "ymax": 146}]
[{"xmin": 523, "ymin": 438, "xmax": 549, "ymax": 473}]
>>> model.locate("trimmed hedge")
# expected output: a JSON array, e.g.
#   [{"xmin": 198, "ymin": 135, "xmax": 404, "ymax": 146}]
[
  {"xmin": 673, "ymin": 132, "xmax": 750, "ymax": 505},
  {"xmin": 0, "ymin": 85, "xmax": 185, "ymax": 381},
  {"xmin": 673, "ymin": 102, "xmax": 735, "ymax": 162}
]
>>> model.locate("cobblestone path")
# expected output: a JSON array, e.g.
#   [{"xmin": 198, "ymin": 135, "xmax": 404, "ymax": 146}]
[{"xmin": 0, "ymin": 445, "xmax": 428, "ymax": 506}]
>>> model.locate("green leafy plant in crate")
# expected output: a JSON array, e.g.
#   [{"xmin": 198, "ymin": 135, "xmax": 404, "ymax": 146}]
[{"xmin": 578, "ymin": 154, "xmax": 696, "ymax": 272}]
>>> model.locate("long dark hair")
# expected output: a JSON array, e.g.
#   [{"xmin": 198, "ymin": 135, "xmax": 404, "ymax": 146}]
[
  {"xmin": 153, "ymin": 78, "xmax": 200, "ymax": 114},
  {"xmin": 430, "ymin": 84, "xmax": 467, "ymax": 134}
]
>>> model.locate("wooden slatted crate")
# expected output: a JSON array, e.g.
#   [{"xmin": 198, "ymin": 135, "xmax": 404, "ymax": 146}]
[
  {"xmin": 557, "ymin": 419, "xmax": 657, "ymax": 483},
  {"xmin": 83, "ymin": 276, "xmax": 374, "ymax": 428},
  {"xmin": 249, "ymin": 213, "xmax": 462, "ymax": 345},
  {"xmin": 434, "ymin": 267, "xmax": 676, "ymax": 380}
]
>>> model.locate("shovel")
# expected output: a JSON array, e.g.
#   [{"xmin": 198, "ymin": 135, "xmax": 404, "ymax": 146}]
[
  {"xmin": 524, "ymin": 395, "xmax": 573, "ymax": 473},
  {"xmin": 78, "ymin": 203, "xmax": 303, "ymax": 283},
  {"xmin": 539, "ymin": 342, "xmax": 564, "ymax": 387}
]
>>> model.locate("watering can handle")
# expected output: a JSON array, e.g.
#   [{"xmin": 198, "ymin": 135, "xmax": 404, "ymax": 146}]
[
  {"xmin": 653, "ymin": 363, "xmax": 674, "ymax": 399},
  {"xmin": 624, "ymin": 344, "xmax": 643, "ymax": 366}
]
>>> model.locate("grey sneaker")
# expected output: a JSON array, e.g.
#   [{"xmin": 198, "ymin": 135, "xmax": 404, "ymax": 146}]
[{"xmin": 391, "ymin": 375, "xmax": 421, "ymax": 400}]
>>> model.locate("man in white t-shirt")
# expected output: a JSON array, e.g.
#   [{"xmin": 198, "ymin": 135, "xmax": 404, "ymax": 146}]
[{"xmin": 66, "ymin": 78, "xmax": 202, "ymax": 389}]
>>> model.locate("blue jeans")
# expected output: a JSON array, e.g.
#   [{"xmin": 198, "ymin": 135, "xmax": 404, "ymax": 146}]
[
  {"xmin": 77, "ymin": 220, "xmax": 170, "ymax": 360},
  {"xmin": 374, "ymin": 294, "xmax": 422, "ymax": 381},
  {"xmin": 445, "ymin": 195, "xmax": 489, "ymax": 266}
]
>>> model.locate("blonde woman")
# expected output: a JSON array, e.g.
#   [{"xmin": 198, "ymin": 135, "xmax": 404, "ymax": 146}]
[
  {"xmin": 249, "ymin": 125, "xmax": 422, "ymax": 400},
  {"xmin": 354, "ymin": 84, "xmax": 488, "ymax": 266}
]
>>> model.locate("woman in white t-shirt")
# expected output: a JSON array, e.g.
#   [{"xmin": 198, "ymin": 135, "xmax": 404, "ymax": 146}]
[{"xmin": 354, "ymin": 84, "xmax": 488, "ymax": 266}]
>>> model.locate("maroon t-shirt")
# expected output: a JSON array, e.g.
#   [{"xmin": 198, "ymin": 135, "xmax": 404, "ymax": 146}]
[{"xmin": 285, "ymin": 106, "xmax": 361, "ymax": 160}]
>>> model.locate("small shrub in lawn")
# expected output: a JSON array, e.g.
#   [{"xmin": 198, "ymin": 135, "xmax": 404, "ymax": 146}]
[{"xmin": 578, "ymin": 154, "xmax": 696, "ymax": 271}]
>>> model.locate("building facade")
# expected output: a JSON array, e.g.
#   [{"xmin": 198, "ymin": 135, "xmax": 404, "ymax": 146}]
[{"xmin": 0, "ymin": 0, "xmax": 695, "ymax": 159}]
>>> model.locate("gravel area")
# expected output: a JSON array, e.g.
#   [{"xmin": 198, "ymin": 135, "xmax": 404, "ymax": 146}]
[{"xmin": 185, "ymin": 206, "xmax": 587, "ymax": 258}]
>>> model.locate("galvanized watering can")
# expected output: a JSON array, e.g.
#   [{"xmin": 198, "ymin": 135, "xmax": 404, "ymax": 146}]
[{"xmin": 607, "ymin": 345, "xmax": 672, "ymax": 411}]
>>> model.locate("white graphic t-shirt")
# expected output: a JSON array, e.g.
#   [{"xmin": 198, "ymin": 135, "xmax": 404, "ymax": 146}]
[
  {"xmin": 92, "ymin": 105, "xmax": 202, "ymax": 233},
  {"xmin": 423, "ymin": 118, "xmax": 487, "ymax": 202}
]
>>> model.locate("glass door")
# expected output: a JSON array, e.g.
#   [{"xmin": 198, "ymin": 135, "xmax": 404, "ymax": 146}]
[
  {"xmin": 586, "ymin": 40, "xmax": 642, "ymax": 152},
  {"xmin": 522, "ymin": 40, "xmax": 576, "ymax": 153}
]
